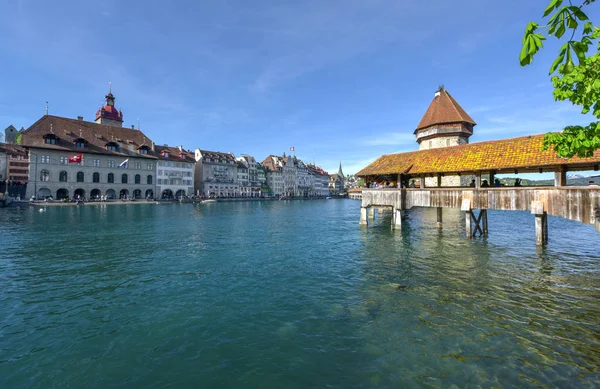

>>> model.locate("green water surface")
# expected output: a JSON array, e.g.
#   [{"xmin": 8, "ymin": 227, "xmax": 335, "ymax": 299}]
[{"xmin": 0, "ymin": 200, "xmax": 599, "ymax": 388}]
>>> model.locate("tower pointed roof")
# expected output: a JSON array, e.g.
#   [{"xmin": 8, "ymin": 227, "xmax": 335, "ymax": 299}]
[
  {"xmin": 415, "ymin": 87, "xmax": 475, "ymax": 133},
  {"xmin": 338, "ymin": 161, "xmax": 344, "ymax": 178}
]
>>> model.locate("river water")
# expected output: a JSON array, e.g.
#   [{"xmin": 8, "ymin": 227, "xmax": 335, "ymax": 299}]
[{"xmin": 0, "ymin": 200, "xmax": 599, "ymax": 388}]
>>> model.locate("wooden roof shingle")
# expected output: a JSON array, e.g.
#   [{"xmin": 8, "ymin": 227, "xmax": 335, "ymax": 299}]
[{"xmin": 357, "ymin": 134, "xmax": 600, "ymax": 177}]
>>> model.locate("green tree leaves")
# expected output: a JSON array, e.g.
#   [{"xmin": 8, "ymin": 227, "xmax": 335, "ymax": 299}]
[{"xmin": 522, "ymin": 0, "xmax": 600, "ymax": 158}]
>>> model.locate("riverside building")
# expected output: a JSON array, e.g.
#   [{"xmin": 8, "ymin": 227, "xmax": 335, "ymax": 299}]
[
  {"xmin": 194, "ymin": 149, "xmax": 239, "ymax": 197},
  {"xmin": 155, "ymin": 145, "xmax": 195, "ymax": 199},
  {"xmin": 21, "ymin": 90, "xmax": 158, "ymax": 200}
]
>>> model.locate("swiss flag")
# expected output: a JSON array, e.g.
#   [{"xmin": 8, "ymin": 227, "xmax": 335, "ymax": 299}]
[
  {"xmin": 68, "ymin": 154, "xmax": 82, "ymax": 163},
  {"xmin": 290, "ymin": 146, "xmax": 295, "ymax": 152}
]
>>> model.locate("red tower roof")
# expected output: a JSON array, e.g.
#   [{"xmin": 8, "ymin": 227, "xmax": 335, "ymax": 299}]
[
  {"xmin": 415, "ymin": 87, "xmax": 475, "ymax": 132},
  {"xmin": 95, "ymin": 92, "xmax": 123, "ymax": 122}
]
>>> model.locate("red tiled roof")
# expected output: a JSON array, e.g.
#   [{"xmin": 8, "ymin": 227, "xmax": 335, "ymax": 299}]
[
  {"xmin": 415, "ymin": 88, "xmax": 476, "ymax": 131},
  {"xmin": 356, "ymin": 134, "xmax": 600, "ymax": 177},
  {"xmin": 155, "ymin": 145, "xmax": 195, "ymax": 163},
  {"xmin": 0, "ymin": 143, "xmax": 28, "ymax": 157},
  {"xmin": 21, "ymin": 115, "xmax": 158, "ymax": 159}
]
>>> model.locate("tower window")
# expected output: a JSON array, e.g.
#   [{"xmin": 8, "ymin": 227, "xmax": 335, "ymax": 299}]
[{"xmin": 428, "ymin": 140, "xmax": 433, "ymax": 149}]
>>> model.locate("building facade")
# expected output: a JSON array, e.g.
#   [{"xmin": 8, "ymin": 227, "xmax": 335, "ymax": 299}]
[
  {"xmin": 21, "ymin": 90, "xmax": 159, "ymax": 200},
  {"xmin": 155, "ymin": 145, "xmax": 195, "ymax": 198},
  {"xmin": 307, "ymin": 164, "xmax": 330, "ymax": 196},
  {"xmin": 194, "ymin": 149, "xmax": 239, "ymax": 197},
  {"xmin": 236, "ymin": 158, "xmax": 250, "ymax": 196}
]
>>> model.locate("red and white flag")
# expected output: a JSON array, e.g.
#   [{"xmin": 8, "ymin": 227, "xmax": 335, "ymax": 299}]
[
  {"xmin": 290, "ymin": 146, "xmax": 295, "ymax": 152},
  {"xmin": 68, "ymin": 154, "xmax": 82, "ymax": 163}
]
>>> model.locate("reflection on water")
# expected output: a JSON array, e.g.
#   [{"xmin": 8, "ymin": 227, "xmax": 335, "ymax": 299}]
[{"xmin": 0, "ymin": 201, "xmax": 599, "ymax": 389}]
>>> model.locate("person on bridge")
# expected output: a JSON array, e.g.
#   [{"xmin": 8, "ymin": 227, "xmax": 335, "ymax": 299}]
[
  {"xmin": 494, "ymin": 179, "xmax": 501, "ymax": 187},
  {"xmin": 481, "ymin": 180, "xmax": 490, "ymax": 188},
  {"xmin": 469, "ymin": 179, "xmax": 476, "ymax": 187}
]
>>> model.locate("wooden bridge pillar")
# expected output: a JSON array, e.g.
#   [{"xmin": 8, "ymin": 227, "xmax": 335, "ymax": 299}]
[
  {"xmin": 554, "ymin": 167, "xmax": 567, "ymax": 187},
  {"xmin": 436, "ymin": 207, "xmax": 443, "ymax": 229},
  {"xmin": 531, "ymin": 201, "xmax": 548, "ymax": 245},
  {"xmin": 461, "ymin": 200, "xmax": 488, "ymax": 238},
  {"xmin": 393, "ymin": 207, "xmax": 402, "ymax": 230},
  {"xmin": 368, "ymin": 207, "xmax": 376, "ymax": 220},
  {"xmin": 360, "ymin": 207, "xmax": 368, "ymax": 226}
]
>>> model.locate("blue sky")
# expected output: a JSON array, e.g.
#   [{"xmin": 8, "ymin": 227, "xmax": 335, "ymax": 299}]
[{"xmin": 0, "ymin": 0, "xmax": 593, "ymax": 174}]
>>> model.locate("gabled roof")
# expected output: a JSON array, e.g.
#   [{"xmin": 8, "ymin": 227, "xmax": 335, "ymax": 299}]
[
  {"xmin": 198, "ymin": 149, "xmax": 236, "ymax": 162},
  {"xmin": 356, "ymin": 134, "xmax": 600, "ymax": 177},
  {"xmin": 20, "ymin": 115, "xmax": 158, "ymax": 159},
  {"xmin": 415, "ymin": 88, "xmax": 476, "ymax": 132},
  {"xmin": 154, "ymin": 145, "xmax": 195, "ymax": 163}
]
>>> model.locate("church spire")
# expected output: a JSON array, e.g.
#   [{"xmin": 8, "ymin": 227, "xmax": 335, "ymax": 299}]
[{"xmin": 338, "ymin": 161, "xmax": 344, "ymax": 178}]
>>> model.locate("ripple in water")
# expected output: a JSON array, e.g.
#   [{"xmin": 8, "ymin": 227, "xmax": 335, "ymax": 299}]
[{"xmin": 0, "ymin": 201, "xmax": 598, "ymax": 389}]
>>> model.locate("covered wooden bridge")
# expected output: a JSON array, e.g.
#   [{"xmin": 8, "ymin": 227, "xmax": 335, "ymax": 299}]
[{"xmin": 356, "ymin": 134, "xmax": 600, "ymax": 245}]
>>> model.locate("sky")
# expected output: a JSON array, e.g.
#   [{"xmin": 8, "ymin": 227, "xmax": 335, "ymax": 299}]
[{"xmin": 0, "ymin": 0, "xmax": 595, "ymax": 175}]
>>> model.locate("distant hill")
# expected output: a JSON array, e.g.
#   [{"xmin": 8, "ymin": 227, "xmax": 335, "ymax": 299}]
[{"xmin": 498, "ymin": 177, "xmax": 598, "ymax": 187}]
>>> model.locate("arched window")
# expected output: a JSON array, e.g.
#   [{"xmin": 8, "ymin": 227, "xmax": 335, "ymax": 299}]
[
  {"xmin": 77, "ymin": 172, "xmax": 84, "ymax": 182},
  {"xmin": 93, "ymin": 172, "xmax": 100, "ymax": 183},
  {"xmin": 147, "ymin": 175, "xmax": 153, "ymax": 185},
  {"xmin": 59, "ymin": 171, "xmax": 67, "ymax": 182},
  {"xmin": 40, "ymin": 169, "xmax": 50, "ymax": 182},
  {"xmin": 108, "ymin": 173, "xmax": 114, "ymax": 183},
  {"xmin": 122, "ymin": 174, "xmax": 128, "ymax": 184},
  {"xmin": 135, "ymin": 174, "xmax": 141, "ymax": 184}
]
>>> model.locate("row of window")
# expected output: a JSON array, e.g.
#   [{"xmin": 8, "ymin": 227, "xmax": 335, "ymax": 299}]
[
  {"xmin": 36, "ymin": 155, "xmax": 154, "ymax": 170},
  {"xmin": 156, "ymin": 179, "xmax": 193, "ymax": 185},
  {"xmin": 158, "ymin": 161, "xmax": 194, "ymax": 169},
  {"xmin": 158, "ymin": 170, "xmax": 193, "ymax": 177},
  {"xmin": 39, "ymin": 170, "xmax": 153, "ymax": 185}
]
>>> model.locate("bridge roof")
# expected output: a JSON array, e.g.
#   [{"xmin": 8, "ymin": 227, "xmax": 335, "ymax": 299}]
[{"xmin": 356, "ymin": 134, "xmax": 600, "ymax": 177}]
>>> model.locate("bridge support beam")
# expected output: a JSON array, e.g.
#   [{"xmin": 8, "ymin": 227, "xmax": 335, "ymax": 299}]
[
  {"xmin": 535, "ymin": 212, "xmax": 548, "ymax": 245},
  {"xmin": 360, "ymin": 207, "xmax": 368, "ymax": 226},
  {"xmin": 436, "ymin": 207, "xmax": 443, "ymax": 229},
  {"xmin": 368, "ymin": 207, "xmax": 376, "ymax": 220},
  {"xmin": 462, "ymin": 200, "xmax": 487, "ymax": 238},
  {"xmin": 392, "ymin": 207, "xmax": 402, "ymax": 230},
  {"xmin": 531, "ymin": 201, "xmax": 548, "ymax": 245}
]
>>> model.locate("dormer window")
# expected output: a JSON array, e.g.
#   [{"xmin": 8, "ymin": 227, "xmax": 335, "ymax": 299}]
[
  {"xmin": 179, "ymin": 153, "xmax": 185, "ymax": 159},
  {"xmin": 106, "ymin": 141, "xmax": 119, "ymax": 152},
  {"xmin": 139, "ymin": 145, "xmax": 150, "ymax": 155},
  {"xmin": 43, "ymin": 133, "xmax": 58, "ymax": 145},
  {"xmin": 74, "ymin": 138, "xmax": 88, "ymax": 149},
  {"xmin": 162, "ymin": 151, "xmax": 169, "ymax": 158}
]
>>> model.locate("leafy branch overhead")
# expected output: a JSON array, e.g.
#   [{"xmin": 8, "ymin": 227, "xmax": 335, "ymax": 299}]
[{"xmin": 521, "ymin": 0, "xmax": 600, "ymax": 158}]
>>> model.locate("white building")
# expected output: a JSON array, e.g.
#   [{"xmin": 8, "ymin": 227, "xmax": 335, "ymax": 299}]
[
  {"xmin": 240, "ymin": 155, "xmax": 262, "ymax": 197},
  {"xmin": 155, "ymin": 145, "xmax": 195, "ymax": 199},
  {"xmin": 307, "ymin": 164, "xmax": 330, "ymax": 196},
  {"xmin": 194, "ymin": 149, "xmax": 239, "ymax": 197},
  {"xmin": 236, "ymin": 157, "xmax": 250, "ymax": 197}
]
